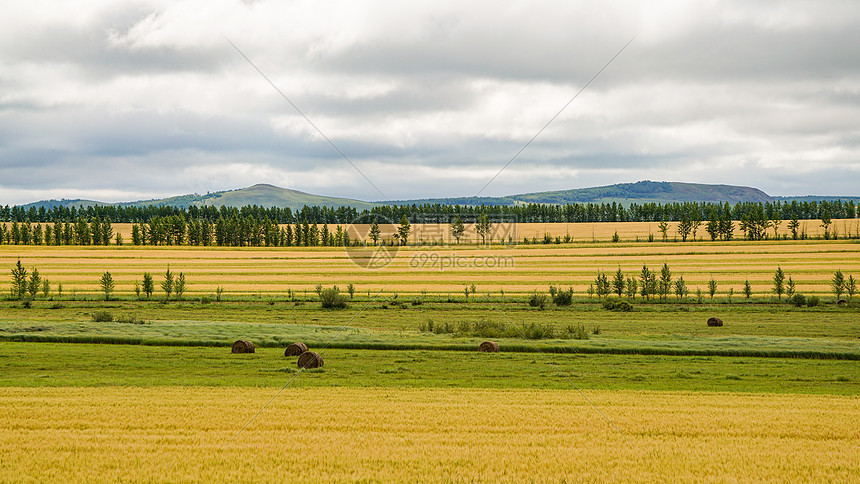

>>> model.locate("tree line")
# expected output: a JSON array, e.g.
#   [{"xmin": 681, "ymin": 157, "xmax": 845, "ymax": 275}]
[
  {"xmin": 584, "ymin": 265, "xmax": 857, "ymax": 303},
  {"xmin": 0, "ymin": 210, "xmax": 856, "ymax": 247},
  {"xmin": 2, "ymin": 199, "xmax": 857, "ymax": 225}
]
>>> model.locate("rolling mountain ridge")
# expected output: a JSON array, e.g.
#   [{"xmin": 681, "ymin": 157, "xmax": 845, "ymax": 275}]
[{"xmin": 19, "ymin": 181, "xmax": 857, "ymax": 210}]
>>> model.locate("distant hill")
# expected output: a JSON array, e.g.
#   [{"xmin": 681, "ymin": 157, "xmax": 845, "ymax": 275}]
[
  {"xmin": 22, "ymin": 184, "xmax": 379, "ymax": 211},
  {"xmin": 19, "ymin": 181, "xmax": 856, "ymax": 211},
  {"xmin": 22, "ymin": 199, "xmax": 112, "ymax": 210},
  {"xmin": 774, "ymin": 195, "xmax": 860, "ymax": 204},
  {"xmin": 122, "ymin": 184, "xmax": 379, "ymax": 211},
  {"xmin": 387, "ymin": 181, "xmax": 775, "ymax": 206}
]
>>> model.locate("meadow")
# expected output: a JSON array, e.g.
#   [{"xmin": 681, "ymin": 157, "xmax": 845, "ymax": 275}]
[{"xmin": 1, "ymin": 228, "xmax": 858, "ymax": 481}]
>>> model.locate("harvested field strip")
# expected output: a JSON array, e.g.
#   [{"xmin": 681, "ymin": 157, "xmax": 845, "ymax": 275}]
[
  {"xmin": 1, "ymin": 387, "xmax": 857, "ymax": 482},
  {"xmin": 2, "ymin": 241, "xmax": 857, "ymax": 296},
  {"xmin": 13, "ymin": 219, "xmax": 853, "ymax": 240}
]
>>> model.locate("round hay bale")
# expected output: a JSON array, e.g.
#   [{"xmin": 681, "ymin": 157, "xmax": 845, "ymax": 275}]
[
  {"xmin": 707, "ymin": 317, "xmax": 723, "ymax": 327},
  {"xmin": 479, "ymin": 341, "xmax": 500, "ymax": 352},
  {"xmin": 285, "ymin": 342, "xmax": 309, "ymax": 357},
  {"xmin": 837, "ymin": 299, "xmax": 847, "ymax": 305},
  {"xmin": 231, "ymin": 340, "xmax": 255, "ymax": 353},
  {"xmin": 297, "ymin": 351, "xmax": 323, "ymax": 369}
]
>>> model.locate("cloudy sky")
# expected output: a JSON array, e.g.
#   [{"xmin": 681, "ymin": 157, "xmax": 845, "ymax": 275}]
[{"xmin": 1, "ymin": 0, "xmax": 858, "ymax": 205}]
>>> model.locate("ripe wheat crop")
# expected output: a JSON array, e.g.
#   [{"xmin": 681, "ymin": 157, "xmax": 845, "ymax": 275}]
[{"xmin": 1, "ymin": 386, "xmax": 857, "ymax": 482}]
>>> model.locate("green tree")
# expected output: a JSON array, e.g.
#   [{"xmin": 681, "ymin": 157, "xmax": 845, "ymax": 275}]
[
  {"xmin": 770, "ymin": 217, "xmax": 781, "ymax": 239},
  {"xmin": 91, "ymin": 218, "xmax": 102, "ymax": 246},
  {"xmin": 594, "ymin": 272, "xmax": 610, "ymax": 298},
  {"xmin": 41, "ymin": 279, "xmax": 50, "ymax": 298},
  {"xmin": 74, "ymin": 218, "xmax": 91, "ymax": 245},
  {"xmin": 132, "ymin": 224, "xmax": 142, "ymax": 245},
  {"xmin": 691, "ymin": 216, "xmax": 702, "ymax": 241},
  {"xmin": 719, "ymin": 208, "xmax": 734, "ymax": 240},
  {"xmin": 611, "ymin": 267, "xmax": 625, "ymax": 297},
  {"xmin": 369, "ymin": 219, "xmax": 381, "ymax": 245},
  {"xmin": 707, "ymin": 277, "xmax": 718, "ymax": 299},
  {"xmin": 677, "ymin": 215, "xmax": 693, "ymax": 242},
  {"xmin": 787, "ymin": 218, "xmax": 800, "ymax": 240},
  {"xmin": 657, "ymin": 220, "xmax": 669, "ymax": 241},
  {"xmin": 639, "ymin": 265, "xmax": 657, "ymax": 300},
  {"xmin": 11, "ymin": 259, "xmax": 27, "ymax": 300},
  {"xmin": 820, "ymin": 212, "xmax": 832, "ymax": 239},
  {"xmin": 786, "ymin": 276, "xmax": 796, "ymax": 298},
  {"xmin": 658, "ymin": 263, "xmax": 672, "ymax": 300},
  {"xmin": 831, "ymin": 270, "xmax": 845, "ymax": 299},
  {"xmin": 475, "ymin": 214, "xmax": 492, "ymax": 244},
  {"xmin": 27, "ymin": 267, "xmax": 41, "ymax": 299},
  {"xmin": 639, "ymin": 266, "xmax": 651, "ymax": 299},
  {"xmin": 175, "ymin": 272, "xmax": 186, "ymax": 300},
  {"xmin": 673, "ymin": 276, "xmax": 688, "ymax": 299},
  {"xmin": 161, "ymin": 266, "xmax": 174, "ymax": 300},
  {"xmin": 102, "ymin": 219, "xmax": 114, "ymax": 245},
  {"xmin": 706, "ymin": 211, "xmax": 719, "ymax": 241},
  {"xmin": 397, "ymin": 215, "xmax": 411, "ymax": 245},
  {"xmin": 142, "ymin": 273, "xmax": 154, "ymax": 299},
  {"xmin": 743, "ymin": 280, "xmax": 752, "ymax": 299},
  {"xmin": 100, "ymin": 271, "xmax": 115, "ymax": 301},
  {"xmin": 846, "ymin": 275, "xmax": 856, "ymax": 301},
  {"xmin": 450, "ymin": 216, "xmax": 465, "ymax": 244},
  {"xmin": 773, "ymin": 267, "xmax": 785, "ymax": 300},
  {"xmin": 625, "ymin": 276, "xmax": 637, "ymax": 299}
]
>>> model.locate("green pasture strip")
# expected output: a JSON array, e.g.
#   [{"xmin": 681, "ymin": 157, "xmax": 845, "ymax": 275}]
[
  {"xmin": 1, "ymin": 299, "xmax": 858, "ymax": 337},
  {"xmin": 2, "ymin": 333, "xmax": 857, "ymax": 360},
  {"xmin": 1, "ymin": 342, "xmax": 856, "ymax": 394}
]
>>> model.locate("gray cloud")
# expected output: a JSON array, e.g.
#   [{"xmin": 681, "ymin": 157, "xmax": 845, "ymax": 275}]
[{"xmin": 1, "ymin": 0, "xmax": 859, "ymax": 205}]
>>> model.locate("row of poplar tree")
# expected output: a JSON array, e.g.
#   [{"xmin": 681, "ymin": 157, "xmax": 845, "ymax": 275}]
[{"xmin": 2, "ymin": 199, "xmax": 857, "ymax": 225}]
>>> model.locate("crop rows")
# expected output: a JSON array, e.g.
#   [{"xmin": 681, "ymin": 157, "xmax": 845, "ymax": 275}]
[{"xmin": 3, "ymin": 240, "xmax": 858, "ymax": 298}]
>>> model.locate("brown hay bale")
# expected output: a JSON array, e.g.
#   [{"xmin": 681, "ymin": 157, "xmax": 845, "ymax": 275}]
[
  {"xmin": 479, "ymin": 341, "xmax": 500, "ymax": 352},
  {"xmin": 837, "ymin": 299, "xmax": 847, "ymax": 305},
  {"xmin": 285, "ymin": 342, "xmax": 309, "ymax": 357},
  {"xmin": 707, "ymin": 317, "xmax": 723, "ymax": 327},
  {"xmin": 231, "ymin": 340, "xmax": 255, "ymax": 353},
  {"xmin": 297, "ymin": 351, "xmax": 323, "ymax": 369}
]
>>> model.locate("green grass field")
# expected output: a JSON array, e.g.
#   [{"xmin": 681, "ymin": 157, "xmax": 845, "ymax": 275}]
[{"xmin": 2, "ymin": 343, "xmax": 857, "ymax": 394}]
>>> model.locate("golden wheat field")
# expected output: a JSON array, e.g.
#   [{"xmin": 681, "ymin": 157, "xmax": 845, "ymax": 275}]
[
  {"xmin": 1, "ymin": 387, "xmax": 857, "ymax": 482},
  {"xmin": 2, "ymin": 238, "xmax": 858, "ymax": 297},
  {"xmin": 7, "ymin": 219, "xmax": 859, "ymax": 244}
]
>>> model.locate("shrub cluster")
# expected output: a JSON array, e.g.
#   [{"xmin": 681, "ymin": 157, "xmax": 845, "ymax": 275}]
[
  {"xmin": 91, "ymin": 311, "xmax": 113, "ymax": 322},
  {"xmin": 528, "ymin": 291, "xmax": 547, "ymax": 309},
  {"xmin": 418, "ymin": 319, "xmax": 591, "ymax": 340},
  {"xmin": 602, "ymin": 299, "xmax": 633, "ymax": 311},
  {"xmin": 319, "ymin": 286, "xmax": 347, "ymax": 309}
]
